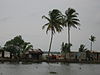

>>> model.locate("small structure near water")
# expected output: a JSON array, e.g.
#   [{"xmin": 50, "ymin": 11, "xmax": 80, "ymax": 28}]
[
  {"xmin": 64, "ymin": 51, "xmax": 100, "ymax": 62},
  {"xmin": 23, "ymin": 49, "xmax": 43, "ymax": 60}
]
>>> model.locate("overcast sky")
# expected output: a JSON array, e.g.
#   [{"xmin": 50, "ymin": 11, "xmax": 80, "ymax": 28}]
[{"xmin": 0, "ymin": 0, "xmax": 100, "ymax": 52}]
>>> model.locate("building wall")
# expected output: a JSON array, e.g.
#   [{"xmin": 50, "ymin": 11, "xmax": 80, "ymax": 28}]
[
  {"xmin": 4, "ymin": 51, "xmax": 10, "ymax": 57},
  {"xmin": 65, "ymin": 52, "xmax": 86, "ymax": 61}
]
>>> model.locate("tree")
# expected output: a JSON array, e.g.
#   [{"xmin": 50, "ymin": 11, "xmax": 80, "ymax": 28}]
[
  {"xmin": 4, "ymin": 35, "xmax": 33, "ymax": 58},
  {"xmin": 0, "ymin": 46, "xmax": 4, "ymax": 58},
  {"xmin": 42, "ymin": 9, "xmax": 63, "ymax": 56},
  {"xmin": 79, "ymin": 44, "xmax": 87, "ymax": 52},
  {"xmin": 63, "ymin": 8, "xmax": 80, "ymax": 51},
  {"xmin": 4, "ymin": 45, "xmax": 18, "ymax": 58},
  {"xmin": 22, "ymin": 42, "xmax": 33, "ymax": 54},
  {"xmin": 86, "ymin": 50, "xmax": 91, "ymax": 61},
  {"xmin": 61, "ymin": 42, "xmax": 72, "ymax": 59},
  {"xmin": 89, "ymin": 35, "xmax": 96, "ymax": 51}
]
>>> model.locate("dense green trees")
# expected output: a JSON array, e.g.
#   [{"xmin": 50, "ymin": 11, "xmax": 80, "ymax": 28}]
[{"xmin": 4, "ymin": 35, "xmax": 33, "ymax": 59}]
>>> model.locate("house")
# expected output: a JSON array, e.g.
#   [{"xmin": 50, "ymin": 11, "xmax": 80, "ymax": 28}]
[
  {"xmin": 90, "ymin": 51, "xmax": 100, "ymax": 61},
  {"xmin": 0, "ymin": 50, "xmax": 10, "ymax": 58},
  {"xmin": 0, "ymin": 50, "xmax": 3, "ymax": 57},
  {"xmin": 24, "ymin": 49, "xmax": 43, "ymax": 60},
  {"xmin": 65, "ymin": 51, "xmax": 100, "ymax": 62},
  {"xmin": 77, "ymin": 52, "xmax": 86, "ymax": 61},
  {"xmin": 0, "ymin": 49, "xmax": 4, "ymax": 58},
  {"xmin": 65, "ymin": 52, "xmax": 78, "ymax": 60},
  {"xmin": 65, "ymin": 51, "xmax": 86, "ymax": 61},
  {"xmin": 4, "ymin": 51, "xmax": 10, "ymax": 58}
]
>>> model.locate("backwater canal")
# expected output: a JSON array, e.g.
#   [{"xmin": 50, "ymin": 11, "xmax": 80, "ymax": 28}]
[{"xmin": 0, "ymin": 62, "xmax": 100, "ymax": 75}]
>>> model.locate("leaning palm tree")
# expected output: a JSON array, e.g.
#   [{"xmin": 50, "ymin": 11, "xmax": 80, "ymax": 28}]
[
  {"xmin": 89, "ymin": 35, "xmax": 96, "ymax": 51},
  {"xmin": 42, "ymin": 9, "xmax": 63, "ymax": 56},
  {"xmin": 63, "ymin": 8, "xmax": 80, "ymax": 51}
]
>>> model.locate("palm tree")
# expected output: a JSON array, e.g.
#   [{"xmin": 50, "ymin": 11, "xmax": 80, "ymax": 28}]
[
  {"xmin": 42, "ymin": 9, "xmax": 63, "ymax": 57},
  {"xmin": 61, "ymin": 42, "xmax": 67, "ymax": 57},
  {"xmin": 22, "ymin": 42, "xmax": 33, "ymax": 54},
  {"xmin": 61, "ymin": 42, "xmax": 72, "ymax": 59},
  {"xmin": 89, "ymin": 35, "xmax": 96, "ymax": 51},
  {"xmin": 79, "ymin": 44, "xmax": 87, "ymax": 52},
  {"xmin": 63, "ymin": 8, "xmax": 80, "ymax": 51}
]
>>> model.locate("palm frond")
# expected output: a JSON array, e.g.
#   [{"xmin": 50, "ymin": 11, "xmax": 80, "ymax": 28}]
[
  {"xmin": 42, "ymin": 23, "xmax": 49, "ymax": 29},
  {"xmin": 46, "ymin": 25, "xmax": 52, "ymax": 34},
  {"xmin": 70, "ymin": 15, "xmax": 77, "ymax": 17},
  {"xmin": 42, "ymin": 15, "xmax": 50, "ymax": 22},
  {"xmin": 42, "ymin": 9, "xmax": 63, "ymax": 34},
  {"xmin": 72, "ymin": 18, "xmax": 80, "ymax": 21},
  {"xmin": 71, "ymin": 24, "xmax": 77, "ymax": 28},
  {"xmin": 65, "ymin": 8, "xmax": 76, "ymax": 15},
  {"xmin": 72, "ymin": 21, "xmax": 80, "ymax": 25},
  {"xmin": 25, "ymin": 45, "xmax": 33, "ymax": 51},
  {"xmin": 89, "ymin": 35, "xmax": 96, "ymax": 42},
  {"xmin": 55, "ymin": 25, "xmax": 63, "ymax": 33}
]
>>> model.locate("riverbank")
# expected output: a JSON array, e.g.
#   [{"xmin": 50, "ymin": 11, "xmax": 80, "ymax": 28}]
[{"xmin": 0, "ymin": 58, "xmax": 100, "ymax": 64}]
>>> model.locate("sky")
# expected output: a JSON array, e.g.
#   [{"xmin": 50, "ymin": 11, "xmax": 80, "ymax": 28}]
[{"xmin": 0, "ymin": 0, "xmax": 100, "ymax": 52}]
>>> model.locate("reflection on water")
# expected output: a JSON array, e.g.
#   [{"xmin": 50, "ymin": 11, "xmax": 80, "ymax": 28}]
[{"xmin": 0, "ymin": 62, "xmax": 100, "ymax": 75}]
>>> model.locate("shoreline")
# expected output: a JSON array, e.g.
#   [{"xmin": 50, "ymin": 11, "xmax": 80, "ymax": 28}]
[{"xmin": 0, "ymin": 58, "xmax": 100, "ymax": 64}]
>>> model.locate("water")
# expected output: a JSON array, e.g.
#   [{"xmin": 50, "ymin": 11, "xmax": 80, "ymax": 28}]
[{"xmin": 0, "ymin": 62, "xmax": 100, "ymax": 75}]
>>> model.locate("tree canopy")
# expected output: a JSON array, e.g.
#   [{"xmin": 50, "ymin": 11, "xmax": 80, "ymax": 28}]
[{"xmin": 4, "ymin": 35, "xmax": 33, "ymax": 56}]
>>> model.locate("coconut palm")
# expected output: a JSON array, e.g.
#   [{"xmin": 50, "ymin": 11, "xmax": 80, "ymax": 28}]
[
  {"xmin": 63, "ymin": 8, "xmax": 80, "ymax": 51},
  {"xmin": 61, "ymin": 42, "xmax": 72, "ymax": 59},
  {"xmin": 89, "ymin": 35, "xmax": 96, "ymax": 51},
  {"xmin": 42, "ymin": 9, "xmax": 63, "ymax": 56},
  {"xmin": 61, "ymin": 42, "xmax": 67, "ymax": 56},
  {"xmin": 79, "ymin": 44, "xmax": 87, "ymax": 52},
  {"xmin": 22, "ymin": 42, "xmax": 33, "ymax": 54}
]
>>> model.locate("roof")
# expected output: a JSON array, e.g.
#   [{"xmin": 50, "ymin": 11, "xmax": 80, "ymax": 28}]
[{"xmin": 28, "ymin": 49, "xmax": 43, "ymax": 54}]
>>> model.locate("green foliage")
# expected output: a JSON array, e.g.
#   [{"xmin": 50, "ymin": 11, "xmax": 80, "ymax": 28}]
[
  {"xmin": 4, "ymin": 35, "xmax": 33, "ymax": 56},
  {"xmin": 4, "ymin": 45, "xmax": 19, "ymax": 55},
  {"xmin": 79, "ymin": 44, "xmax": 87, "ymax": 52},
  {"xmin": 4, "ymin": 35, "xmax": 24, "ymax": 49},
  {"xmin": 22, "ymin": 42, "xmax": 33, "ymax": 53},
  {"xmin": 63, "ymin": 8, "xmax": 80, "ymax": 28},
  {"xmin": 42, "ymin": 9, "xmax": 63, "ymax": 34},
  {"xmin": 89, "ymin": 35, "xmax": 96, "ymax": 51},
  {"xmin": 61, "ymin": 42, "xmax": 72, "ymax": 54},
  {"xmin": 89, "ymin": 35, "xmax": 96, "ymax": 42}
]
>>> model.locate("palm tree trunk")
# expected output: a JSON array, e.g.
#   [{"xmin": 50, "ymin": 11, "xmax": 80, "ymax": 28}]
[
  {"xmin": 48, "ymin": 31, "xmax": 53, "ymax": 57},
  {"xmin": 68, "ymin": 25, "xmax": 70, "ymax": 51},
  {"xmin": 91, "ymin": 41, "xmax": 92, "ymax": 51}
]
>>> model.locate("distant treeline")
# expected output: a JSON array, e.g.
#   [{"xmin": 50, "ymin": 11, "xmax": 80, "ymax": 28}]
[{"xmin": 43, "ymin": 51, "xmax": 60, "ymax": 54}]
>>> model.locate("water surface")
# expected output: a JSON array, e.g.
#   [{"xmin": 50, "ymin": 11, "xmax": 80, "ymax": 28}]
[{"xmin": 0, "ymin": 62, "xmax": 100, "ymax": 75}]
